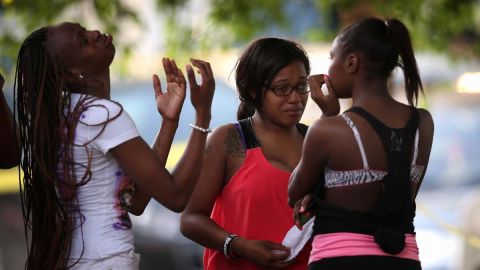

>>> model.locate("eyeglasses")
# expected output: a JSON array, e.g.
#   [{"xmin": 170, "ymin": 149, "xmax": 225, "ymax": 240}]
[{"xmin": 264, "ymin": 81, "xmax": 310, "ymax": 96}]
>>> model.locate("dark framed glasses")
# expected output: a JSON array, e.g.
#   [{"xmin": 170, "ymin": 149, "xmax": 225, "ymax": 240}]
[{"xmin": 264, "ymin": 81, "xmax": 310, "ymax": 96}]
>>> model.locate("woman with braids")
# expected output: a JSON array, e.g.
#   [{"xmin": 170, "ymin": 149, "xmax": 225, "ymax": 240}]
[
  {"xmin": 180, "ymin": 37, "xmax": 337, "ymax": 269},
  {"xmin": 15, "ymin": 22, "xmax": 214, "ymax": 269},
  {"xmin": 288, "ymin": 17, "xmax": 434, "ymax": 269},
  {"xmin": 0, "ymin": 72, "xmax": 19, "ymax": 169}
]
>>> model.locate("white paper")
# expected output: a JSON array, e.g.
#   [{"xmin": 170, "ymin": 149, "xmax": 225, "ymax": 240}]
[{"xmin": 281, "ymin": 217, "xmax": 314, "ymax": 261}]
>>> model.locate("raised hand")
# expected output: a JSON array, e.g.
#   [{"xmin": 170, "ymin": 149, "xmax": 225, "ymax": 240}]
[
  {"xmin": 186, "ymin": 59, "xmax": 215, "ymax": 118},
  {"xmin": 309, "ymin": 74, "xmax": 340, "ymax": 117},
  {"xmin": 153, "ymin": 58, "xmax": 187, "ymax": 122}
]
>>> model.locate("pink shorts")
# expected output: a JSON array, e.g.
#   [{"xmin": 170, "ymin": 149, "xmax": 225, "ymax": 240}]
[{"xmin": 309, "ymin": 232, "xmax": 419, "ymax": 264}]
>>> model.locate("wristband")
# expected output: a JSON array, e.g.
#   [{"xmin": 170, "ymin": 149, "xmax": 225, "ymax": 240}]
[{"xmin": 223, "ymin": 234, "xmax": 241, "ymax": 260}]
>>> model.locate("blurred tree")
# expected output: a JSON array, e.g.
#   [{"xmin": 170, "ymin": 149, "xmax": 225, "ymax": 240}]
[
  {"xmin": 155, "ymin": 0, "xmax": 480, "ymax": 60},
  {"xmin": 313, "ymin": 0, "xmax": 480, "ymax": 59},
  {"xmin": 1, "ymin": 0, "xmax": 479, "ymax": 76},
  {"xmin": 208, "ymin": 0, "xmax": 287, "ymax": 40}
]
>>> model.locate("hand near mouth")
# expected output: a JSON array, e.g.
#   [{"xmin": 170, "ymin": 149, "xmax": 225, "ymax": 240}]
[{"xmin": 309, "ymin": 74, "xmax": 340, "ymax": 117}]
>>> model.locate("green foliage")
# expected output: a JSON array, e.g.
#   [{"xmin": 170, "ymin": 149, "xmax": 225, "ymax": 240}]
[
  {"xmin": 209, "ymin": 0, "xmax": 287, "ymax": 41},
  {"xmin": 312, "ymin": 0, "xmax": 480, "ymax": 58},
  {"xmin": 93, "ymin": 0, "xmax": 139, "ymax": 34},
  {"xmin": 156, "ymin": 0, "xmax": 188, "ymax": 8},
  {"xmin": 371, "ymin": 0, "xmax": 478, "ymax": 57},
  {"xmin": 163, "ymin": 12, "xmax": 194, "ymax": 59},
  {"xmin": 1, "ymin": 0, "xmax": 478, "ymax": 78}
]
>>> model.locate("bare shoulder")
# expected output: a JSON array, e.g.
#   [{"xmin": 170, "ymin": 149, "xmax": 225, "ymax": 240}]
[
  {"xmin": 417, "ymin": 108, "xmax": 434, "ymax": 132},
  {"xmin": 206, "ymin": 123, "xmax": 245, "ymax": 158},
  {"xmin": 416, "ymin": 108, "xmax": 434, "ymax": 155},
  {"xmin": 306, "ymin": 115, "xmax": 346, "ymax": 146},
  {"xmin": 309, "ymin": 115, "xmax": 347, "ymax": 136}
]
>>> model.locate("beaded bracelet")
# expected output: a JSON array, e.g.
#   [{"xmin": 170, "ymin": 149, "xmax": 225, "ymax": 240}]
[
  {"xmin": 189, "ymin": 123, "xmax": 212, "ymax": 133},
  {"xmin": 223, "ymin": 234, "xmax": 241, "ymax": 260}
]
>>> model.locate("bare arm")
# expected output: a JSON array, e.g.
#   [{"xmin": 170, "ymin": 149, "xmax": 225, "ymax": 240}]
[
  {"xmin": 180, "ymin": 126, "xmax": 229, "ymax": 251},
  {"xmin": 414, "ymin": 108, "xmax": 434, "ymax": 198},
  {"xmin": 111, "ymin": 58, "xmax": 214, "ymax": 214},
  {"xmin": 166, "ymin": 59, "xmax": 214, "ymax": 208},
  {"xmin": 288, "ymin": 119, "xmax": 329, "ymax": 206},
  {"xmin": 0, "ymin": 73, "xmax": 19, "ymax": 169},
  {"xmin": 180, "ymin": 125, "xmax": 291, "ymax": 267}
]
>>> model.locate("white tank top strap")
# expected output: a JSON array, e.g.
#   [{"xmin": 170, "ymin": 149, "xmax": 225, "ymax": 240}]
[
  {"xmin": 341, "ymin": 113, "xmax": 369, "ymax": 169},
  {"xmin": 411, "ymin": 128, "xmax": 420, "ymax": 166}
]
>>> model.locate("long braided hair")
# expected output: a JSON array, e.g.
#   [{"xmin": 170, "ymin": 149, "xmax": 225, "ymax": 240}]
[{"xmin": 14, "ymin": 26, "xmax": 109, "ymax": 270}]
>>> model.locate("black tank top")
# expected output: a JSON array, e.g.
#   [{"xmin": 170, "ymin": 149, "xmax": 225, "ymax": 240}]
[{"xmin": 311, "ymin": 106, "xmax": 420, "ymax": 255}]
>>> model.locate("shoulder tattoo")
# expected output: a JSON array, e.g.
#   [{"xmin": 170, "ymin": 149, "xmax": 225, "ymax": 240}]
[{"xmin": 225, "ymin": 127, "xmax": 246, "ymax": 158}]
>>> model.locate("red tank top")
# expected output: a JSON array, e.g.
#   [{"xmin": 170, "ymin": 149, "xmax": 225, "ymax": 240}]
[{"xmin": 204, "ymin": 121, "xmax": 310, "ymax": 270}]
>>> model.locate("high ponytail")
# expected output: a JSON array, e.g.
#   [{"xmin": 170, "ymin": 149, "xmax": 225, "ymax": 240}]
[
  {"xmin": 386, "ymin": 19, "xmax": 423, "ymax": 106},
  {"xmin": 338, "ymin": 17, "xmax": 424, "ymax": 106}
]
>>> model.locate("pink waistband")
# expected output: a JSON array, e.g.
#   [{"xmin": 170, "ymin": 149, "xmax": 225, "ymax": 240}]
[{"xmin": 309, "ymin": 232, "xmax": 419, "ymax": 264}]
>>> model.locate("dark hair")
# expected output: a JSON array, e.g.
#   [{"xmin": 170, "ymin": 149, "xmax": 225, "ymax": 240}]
[
  {"xmin": 234, "ymin": 37, "xmax": 310, "ymax": 120},
  {"xmin": 337, "ymin": 17, "xmax": 423, "ymax": 105},
  {"xmin": 15, "ymin": 26, "xmax": 117, "ymax": 269}
]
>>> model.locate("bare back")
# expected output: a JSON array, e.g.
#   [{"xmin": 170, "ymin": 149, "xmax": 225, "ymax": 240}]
[{"xmin": 320, "ymin": 104, "xmax": 434, "ymax": 212}]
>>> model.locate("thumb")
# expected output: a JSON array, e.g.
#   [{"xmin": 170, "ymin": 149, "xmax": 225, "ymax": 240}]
[{"xmin": 267, "ymin": 243, "xmax": 290, "ymax": 261}]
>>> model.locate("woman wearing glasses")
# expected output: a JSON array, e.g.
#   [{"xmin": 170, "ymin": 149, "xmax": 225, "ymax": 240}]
[{"xmin": 181, "ymin": 37, "xmax": 336, "ymax": 269}]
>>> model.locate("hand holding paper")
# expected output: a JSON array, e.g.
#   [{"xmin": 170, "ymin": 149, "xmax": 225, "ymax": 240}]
[{"xmin": 281, "ymin": 217, "xmax": 314, "ymax": 262}]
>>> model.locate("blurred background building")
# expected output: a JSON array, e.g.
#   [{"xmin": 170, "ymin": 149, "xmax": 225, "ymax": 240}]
[{"xmin": 1, "ymin": 0, "xmax": 480, "ymax": 269}]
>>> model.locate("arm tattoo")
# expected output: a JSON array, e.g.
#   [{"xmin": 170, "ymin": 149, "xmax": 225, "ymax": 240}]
[{"xmin": 225, "ymin": 127, "xmax": 246, "ymax": 158}]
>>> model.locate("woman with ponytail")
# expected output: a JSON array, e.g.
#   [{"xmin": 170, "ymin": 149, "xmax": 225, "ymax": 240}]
[
  {"xmin": 15, "ymin": 22, "xmax": 214, "ymax": 269},
  {"xmin": 288, "ymin": 17, "xmax": 434, "ymax": 269},
  {"xmin": 181, "ymin": 37, "xmax": 337, "ymax": 269}
]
